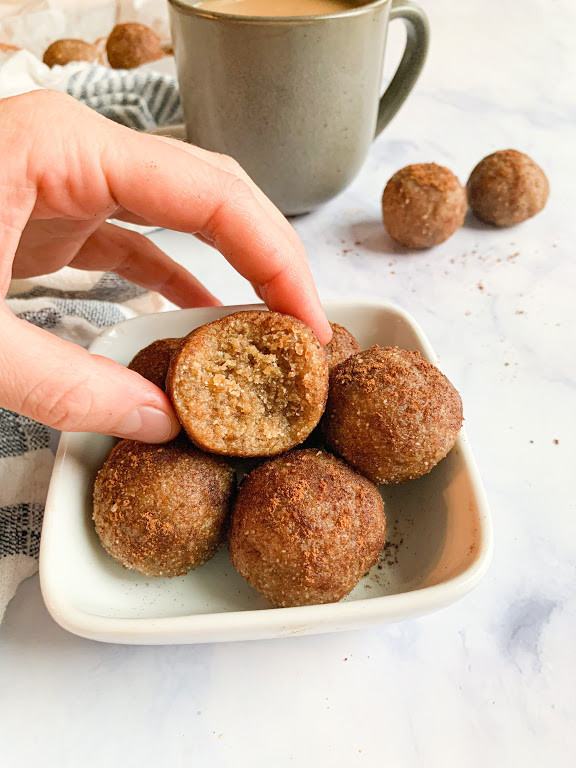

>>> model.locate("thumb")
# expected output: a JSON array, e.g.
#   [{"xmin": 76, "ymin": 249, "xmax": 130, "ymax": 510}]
[{"xmin": 1, "ymin": 314, "xmax": 181, "ymax": 442}]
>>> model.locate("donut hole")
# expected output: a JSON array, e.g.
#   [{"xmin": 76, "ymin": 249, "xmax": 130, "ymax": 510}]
[
  {"xmin": 323, "ymin": 346, "xmax": 463, "ymax": 484},
  {"xmin": 93, "ymin": 439, "xmax": 235, "ymax": 578},
  {"xmin": 168, "ymin": 312, "xmax": 328, "ymax": 456},
  {"xmin": 229, "ymin": 449, "xmax": 386, "ymax": 607}
]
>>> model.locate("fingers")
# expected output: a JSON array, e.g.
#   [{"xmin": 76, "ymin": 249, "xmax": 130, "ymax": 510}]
[
  {"xmin": 0, "ymin": 313, "xmax": 181, "ymax": 442},
  {"xmin": 71, "ymin": 222, "xmax": 221, "ymax": 309},
  {"xmin": 154, "ymin": 137, "xmax": 303, "ymax": 251},
  {"xmin": 1, "ymin": 91, "xmax": 329, "ymax": 341},
  {"xmin": 104, "ymin": 130, "xmax": 331, "ymax": 343}
]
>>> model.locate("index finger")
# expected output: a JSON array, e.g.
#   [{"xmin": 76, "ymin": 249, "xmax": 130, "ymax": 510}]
[{"xmin": 104, "ymin": 127, "xmax": 331, "ymax": 344}]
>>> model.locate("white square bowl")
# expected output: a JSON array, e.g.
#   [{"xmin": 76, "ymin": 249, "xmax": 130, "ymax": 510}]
[{"xmin": 39, "ymin": 302, "xmax": 492, "ymax": 644}]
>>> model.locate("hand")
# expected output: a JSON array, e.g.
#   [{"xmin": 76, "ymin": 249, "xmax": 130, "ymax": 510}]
[{"xmin": 0, "ymin": 90, "xmax": 331, "ymax": 442}]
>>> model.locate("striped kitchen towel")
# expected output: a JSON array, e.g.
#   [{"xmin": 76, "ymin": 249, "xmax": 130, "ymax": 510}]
[
  {"xmin": 0, "ymin": 269, "xmax": 170, "ymax": 622},
  {"xmin": 0, "ymin": 50, "xmax": 183, "ymax": 132},
  {"xmin": 0, "ymin": 64, "xmax": 181, "ymax": 621},
  {"xmin": 67, "ymin": 65, "xmax": 182, "ymax": 131}
]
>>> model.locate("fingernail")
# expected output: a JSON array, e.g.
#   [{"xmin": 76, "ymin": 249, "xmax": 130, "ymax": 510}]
[{"xmin": 116, "ymin": 406, "xmax": 180, "ymax": 443}]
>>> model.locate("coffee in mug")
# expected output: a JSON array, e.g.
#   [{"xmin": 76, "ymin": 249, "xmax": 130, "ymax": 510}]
[
  {"xmin": 197, "ymin": 0, "xmax": 356, "ymax": 15},
  {"xmin": 168, "ymin": 0, "xmax": 429, "ymax": 215}
]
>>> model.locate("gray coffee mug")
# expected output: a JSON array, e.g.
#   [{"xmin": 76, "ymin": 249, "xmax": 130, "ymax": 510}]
[{"xmin": 168, "ymin": 0, "xmax": 429, "ymax": 215}]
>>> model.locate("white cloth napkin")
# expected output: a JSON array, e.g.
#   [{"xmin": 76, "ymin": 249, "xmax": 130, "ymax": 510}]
[{"xmin": 0, "ymin": 48, "xmax": 182, "ymax": 128}]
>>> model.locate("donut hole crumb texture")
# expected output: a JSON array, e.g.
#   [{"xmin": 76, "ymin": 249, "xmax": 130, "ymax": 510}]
[
  {"xmin": 229, "ymin": 449, "xmax": 386, "ymax": 607},
  {"xmin": 167, "ymin": 311, "xmax": 329, "ymax": 457}
]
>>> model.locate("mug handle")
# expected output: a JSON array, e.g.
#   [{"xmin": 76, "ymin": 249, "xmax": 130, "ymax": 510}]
[{"xmin": 375, "ymin": 0, "xmax": 430, "ymax": 137}]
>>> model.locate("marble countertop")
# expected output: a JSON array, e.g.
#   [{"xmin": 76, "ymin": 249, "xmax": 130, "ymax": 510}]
[{"xmin": 1, "ymin": 0, "xmax": 575, "ymax": 765}]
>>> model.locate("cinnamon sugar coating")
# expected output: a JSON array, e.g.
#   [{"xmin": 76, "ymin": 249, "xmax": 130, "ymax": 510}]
[
  {"xmin": 324, "ymin": 322, "xmax": 361, "ymax": 373},
  {"xmin": 93, "ymin": 438, "xmax": 235, "ymax": 577},
  {"xmin": 128, "ymin": 337, "xmax": 183, "ymax": 390},
  {"xmin": 382, "ymin": 163, "xmax": 466, "ymax": 248},
  {"xmin": 229, "ymin": 449, "xmax": 386, "ymax": 607},
  {"xmin": 166, "ymin": 311, "xmax": 329, "ymax": 457},
  {"xmin": 467, "ymin": 149, "xmax": 549, "ymax": 227},
  {"xmin": 323, "ymin": 346, "xmax": 463, "ymax": 484}
]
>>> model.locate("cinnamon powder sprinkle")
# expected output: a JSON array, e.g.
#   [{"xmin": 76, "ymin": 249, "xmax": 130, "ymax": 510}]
[
  {"xmin": 93, "ymin": 438, "xmax": 235, "ymax": 577},
  {"xmin": 229, "ymin": 449, "xmax": 385, "ymax": 607}
]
